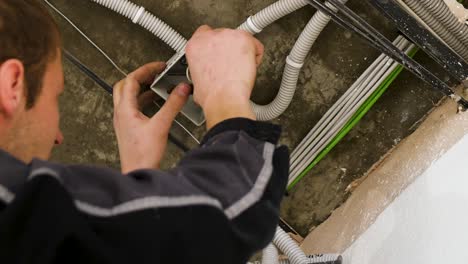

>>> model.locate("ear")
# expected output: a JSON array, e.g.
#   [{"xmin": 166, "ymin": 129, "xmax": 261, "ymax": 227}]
[{"xmin": 0, "ymin": 59, "xmax": 25, "ymax": 117}]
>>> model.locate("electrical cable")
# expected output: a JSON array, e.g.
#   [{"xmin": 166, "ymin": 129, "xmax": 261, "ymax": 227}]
[
  {"xmin": 52, "ymin": 0, "xmax": 461, "ymax": 187},
  {"xmin": 288, "ymin": 45, "xmax": 419, "ymax": 189},
  {"xmin": 43, "ymin": 0, "xmax": 128, "ymax": 76},
  {"xmin": 291, "ymin": 36, "xmax": 406, "ymax": 164},
  {"xmin": 289, "ymin": 36, "xmax": 411, "ymax": 185},
  {"xmin": 63, "ymin": 49, "xmax": 191, "ymax": 153},
  {"xmin": 62, "ymin": 50, "xmax": 114, "ymax": 94},
  {"xmin": 290, "ymin": 44, "xmax": 413, "ymax": 184},
  {"xmin": 44, "ymin": 0, "xmax": 200, "ymax": 145},
  {"xmin": 306, "ymin": 0, "xmax": 468, "ymax": 110},
  {"xmin": 308, "ymin": 0, "xmax": 468, "ymax": 111},
  {"xmin": 289, "ymin": 43, "xmax": 410, "ymax": 182}
]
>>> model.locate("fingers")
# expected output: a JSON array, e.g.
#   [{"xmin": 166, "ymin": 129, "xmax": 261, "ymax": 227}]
[
  {"xmin": 152, "ymin": 83, "xmax": 191, "ymax": 129},
  {"xmin": 253, "ymin": 38, "xmax": 264, "ymax": 66},
  {"xmin": 137, "ymin": 90, "xmax": 157, "ymax": 111},
  {"xmin": 238, "ymin": 30, "xmax": 264, "ymax": 66},
  {"xmin": 113, "ymin": 62, "xmax": 165, "ymax": 108},
  {"xmin": 113, "ymin": 80, "xmax": 125, "ymax": 107},
  {"xmin": 193, "ymin": 25, "xmax": 213, "ymax": 36},
  {"xmin": 191, "ymin": 26, "xmax": 264, "ymax": 67},
  {"xmin": 128, "ymin": 62, "xmax": 166, "ymax": 85}
]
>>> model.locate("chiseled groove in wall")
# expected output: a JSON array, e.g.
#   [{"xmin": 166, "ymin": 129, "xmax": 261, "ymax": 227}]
[{"xmin": 300, "ymin": 86, "xmax": 468, "ymax": 254}]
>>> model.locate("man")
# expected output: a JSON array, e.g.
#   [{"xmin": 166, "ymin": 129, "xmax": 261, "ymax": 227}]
[{"xmin": 0, "ymin": 1, "xmax": 288, "ymax": 263}]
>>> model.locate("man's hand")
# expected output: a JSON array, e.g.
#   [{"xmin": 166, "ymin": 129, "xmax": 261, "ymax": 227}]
[
  {"xmin": 186, "ymin": 25, "xmax": 264, "ymax": 130},
  {"xmin": 113, "ymin": 62, "xmax": 191, "ymax": 174}
]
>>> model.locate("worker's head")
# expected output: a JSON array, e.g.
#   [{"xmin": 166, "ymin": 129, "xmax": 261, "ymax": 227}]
[{"xmin": 0, "ymin": 0, "xmax": 64, "ymax": 163}]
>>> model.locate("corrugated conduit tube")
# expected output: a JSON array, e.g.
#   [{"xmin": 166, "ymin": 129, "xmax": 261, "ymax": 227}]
[
  {"xmin": 91, "ymin": 0, "xmax": 316, "ymax": 120},
  {"xmin": 91, "ymin": 0, "xmax": 342, "ymax": 120},
  {"xmin": 240, "ymin": 0, "xmax": 348, "ymax": 120},
  {"xmin": 278, "ymin": 254, "xmax": 342, "ymax": 264},
  {"xmin": 402, "ymin": 0, "xmax": 468, "ymax": 61},
  {"xmin": 260, "ymin": 247, "xmax": 342, "ymax": 264},
  {"xmin": 90, "ymin": 0, "xmax": 187, "ymax": 53},
  {"xmin": 273, "ymin": 227, "xmax": 308, "ymax": 264},
  {"xmin": 263, "ymin": 243, "xmax": 280, "ymax": 264},
  {"xmin": 419, "ymin": 0, "xmax": 468, "ymax": 47},
  {"xmin": 239, "ymin": 0, "xmax": 310, "ymax": 34}
]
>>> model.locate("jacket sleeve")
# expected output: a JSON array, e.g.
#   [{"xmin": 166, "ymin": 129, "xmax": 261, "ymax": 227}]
[
  {"xmin": 25, "ymin": 118, "xmax": 289, "ymax": 263},
  {"xmin": 170, "ymin": 118, "xmax": 289, "ymax": 250}
]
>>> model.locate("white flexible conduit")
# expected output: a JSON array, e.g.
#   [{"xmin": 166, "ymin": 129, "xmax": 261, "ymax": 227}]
[
  {"xmin": 402, "ymin": 0, "xmax": 468, "ymax": 61},
  {"xmin": 273, "ymin": 227, "xmax": 308, "ymax": 264},
  {"xmin": 419, "ymin": 0, "xmax": 468, "ymax": 46},
  {"xmin": 91, "ymin": 0, "xmax": 316, "ymax": 120},
  {"xmin": 240, "ymin": 0, "xmax": 348, "ymax": 120},
  {"xmin": 260, "ymin": 250, "xmax": 342, "ymax": 264},
  {"xmin": 262, "ymin": 243, "xmax": 280, "ymax": 264},
  {"xmin": 278, "ymin": 254, "xmax": 342, "ymax": 264},
  {"xmin": 239, "ymin": 0, "xmax": 309, "ymax": 33},
  {"xmin": 443, "ymin": 0, "xmax": 468, "ymax": 23},
  {"xmin": 90, "ymin": 0, "xmax": 187, "ymax": 53},
  {"xmin": 89, "ymin": 0, "xmax": 349, "ymax": 120},
  {"xmin": 239, "ymin": 0, "xmax": 310, "ymax": 120}
]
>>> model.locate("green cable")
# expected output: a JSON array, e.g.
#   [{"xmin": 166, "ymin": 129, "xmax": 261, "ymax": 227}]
[{"xmin": 288, "ymin": 47, "xmax": 419, "ymax": 190}]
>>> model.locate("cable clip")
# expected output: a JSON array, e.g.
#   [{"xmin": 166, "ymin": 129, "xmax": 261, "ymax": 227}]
[
  {"xmin": 286, "ymin": 56, "xmax": 304, "ymax": 69},
  {"xmin": 246, "ymin": 16, "xmax": 263, "ymax": 34},
  {"xmin": 132, "ymin": 6, "xmax": 145, "ymax": 24}
]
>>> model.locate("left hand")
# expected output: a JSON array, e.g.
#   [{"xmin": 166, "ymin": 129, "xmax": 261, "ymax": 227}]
[{"xmin": 113, "ymin": 62, "xmax": 191, "ymax": 174}]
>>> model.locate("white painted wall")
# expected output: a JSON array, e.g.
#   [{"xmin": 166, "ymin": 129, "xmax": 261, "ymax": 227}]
[{"xmin": 343, "ymin": 134, "xmax": 468, "ymax": 264}]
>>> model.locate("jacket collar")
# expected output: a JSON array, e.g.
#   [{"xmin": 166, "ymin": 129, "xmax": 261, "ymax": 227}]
[{"xmin": 0, "ymin": 149, "xmax": 30, "ymax": 193}]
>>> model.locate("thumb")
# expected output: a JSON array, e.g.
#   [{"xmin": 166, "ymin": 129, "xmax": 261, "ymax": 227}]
[{"xmin": 152, "ymin": 83, "xmax": 191, "ymax": 128}]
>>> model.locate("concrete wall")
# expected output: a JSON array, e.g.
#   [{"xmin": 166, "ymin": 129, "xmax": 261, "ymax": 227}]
[
  {"xmin": 343, "ymin": 134, "xmax": 468, "ymax": 263},
  {"xmin": 300, "ymin": 89, "xmax": 468, "ymax": 260}
]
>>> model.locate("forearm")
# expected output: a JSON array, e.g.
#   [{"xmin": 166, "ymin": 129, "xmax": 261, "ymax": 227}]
[{"xmin": 203, "ymin": 95, "xmax": 256, "ymax": 130}]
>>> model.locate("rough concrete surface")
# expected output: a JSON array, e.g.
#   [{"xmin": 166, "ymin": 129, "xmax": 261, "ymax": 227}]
[
  {"xmin": 46, "ymin": 0, "xmax": 446, "ymax": 236},
  {"xmin": 300, "ymin": 88, "xmax": 468, "ymax": 254}
]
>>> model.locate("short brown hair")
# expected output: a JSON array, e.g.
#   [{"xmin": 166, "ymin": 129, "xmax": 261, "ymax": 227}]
[{"xmin": 0, "ymin": 0, "xmax": 60, "ymax": 108}]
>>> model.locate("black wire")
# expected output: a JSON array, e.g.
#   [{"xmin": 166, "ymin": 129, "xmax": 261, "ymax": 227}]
[
  {"xmin": 307, "ymin": 0, "xmax": 409, "ymax": 65},
  {"xmin": 63, "ymin": 50, "xmax": 114, "ymax": 94},
  {"xmin": 307, "ymin": 0, "xmax": 384, "ymax": 52},
  {"xmin": 168, "ymin": 134, "xmax": 190, "ymax": 152},
  {"xmin": 326, "ymin": 0, "xmax": 456, "ymax": 96},
  {"xmin": 63, "ymin": 49, "xmax": 191, "ymax": 152}
]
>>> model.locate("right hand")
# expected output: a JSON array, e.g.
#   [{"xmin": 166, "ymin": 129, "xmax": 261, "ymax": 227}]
[{"xmin": 186, "ymin": 25, "xmax": 264, "ymax": 129}]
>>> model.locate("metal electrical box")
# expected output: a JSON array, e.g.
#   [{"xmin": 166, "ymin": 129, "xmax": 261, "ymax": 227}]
[{"xmin": 151, "ymin": 52, "xmax": 205, "ymax": 126}]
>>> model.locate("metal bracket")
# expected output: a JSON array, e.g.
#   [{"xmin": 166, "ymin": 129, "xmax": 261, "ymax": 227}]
[
  {"xmin": 308, "ymin": 0, "xmax": 468, "ymax": 111},
  {"xmin": 151, "ymin": 52, "xmax": 205, "ymax": 126},
  {"xmin": 369, "ymin": 0, "xmax": 468, "ymax": 82}
]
